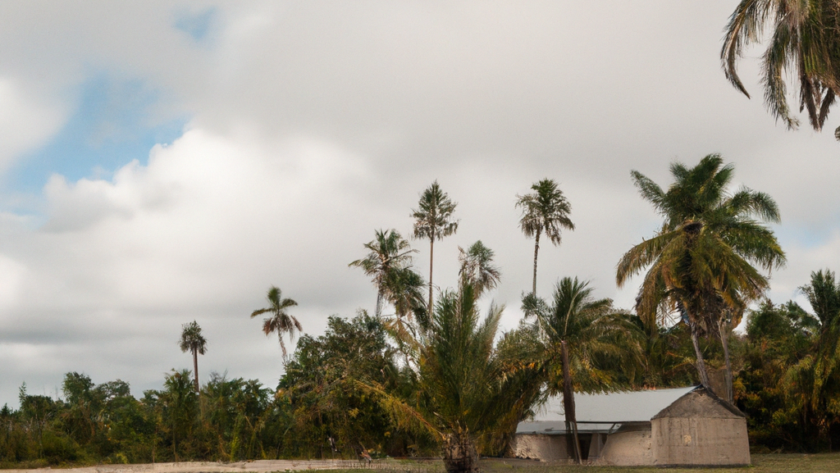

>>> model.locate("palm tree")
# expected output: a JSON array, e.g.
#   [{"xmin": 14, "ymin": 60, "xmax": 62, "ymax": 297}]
[
  {"xmin": 458, "ymin": 241, "xmax": 501, "ymax": 297},
  {"xmin": 179, "ymin": 321, "xmax": 208, "ymax": 392},
  {"xmin": 721, "ymin": 0, "xmax": 840, "ymax": 133},
  {"xmin": 349, "ymin": 229, "xmax": 416, "ymax": 317},
  {"xmin": 522, "ymin": 277, "xmax": 641, "ymax": 463},
  {"xmin": 357, "ymin": 281, "xmax": 537, "ymax": 473},
  {"xmin": 382, "ymin": 266, "xmax": 427, "ymax": 362},
  {"xmin": 250, "ymin": 286, "xmax": 302, "ymax": 364},
  {"xmin": 799, "ymin": 269, "xmax": 840, "ymax": 410},
  {"xmin": 412, "ymin": 181, "xmax": 459, "ymax": 314},
  {"xmin": 516, "ymin": 179, "xmax": 574, "ymax": 296},
  {"xmin": 617, "ymin": 154, "xmax": 785, "ymax": 395}
]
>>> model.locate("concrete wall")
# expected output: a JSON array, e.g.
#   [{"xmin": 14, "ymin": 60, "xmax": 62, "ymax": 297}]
[
  {"xmin": 596, "ymin": 424, "xmax": 653, "ymax": 466},
  {"xmin": 511, "ymin": 434, "xmax": 570, "ymax": 461},
  {"xmin": 651, "ymin": 416, "xmax": 750, "ymax": 466}
]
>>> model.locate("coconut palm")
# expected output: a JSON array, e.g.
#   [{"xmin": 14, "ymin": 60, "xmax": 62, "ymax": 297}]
[
  {"xmin": 250, "ymin": 286, "xmax": 301, "ymax": 364},
  {"xmin": 522, "ymin": 277, "xmax": 641, "ymax": 463},
  {"xmin": 616, "ymin": 154, "xmax": 785, "ymax": 394},
  {"xmin": 721, "ymin": 0, "xmax": 840, "ymax": 134},
  {"xmin": 382, "ymin": 266, "xmax": 427, "ymax": 361},
  {"xmin": 516, "ymin": 179, "xmax": 574, "ymax": 296},
  {"xmin": 458, "ymin": 241, "xmax": 501, "ymax": 297},
  {"xmin": 179, "ymin": 321, "xmax": 208, "ymax": 392},
  {"xmin": 799, "ymin": 269, "xmax": 840, "ymax": 409},
  {"xmin": 357, "ymin": 281, "xmax": 537, "ymax": 473},
  {"xmin": 349, "ymin": 229, "xmax": 416, "ymax": 317},
  {"xmin": 412, "ymin": 181, "xmax": 459, "ymax": 314}
]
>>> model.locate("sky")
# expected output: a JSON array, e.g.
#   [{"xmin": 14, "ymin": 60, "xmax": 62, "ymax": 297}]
[{"xmin": 0, "ymin": 1, "xmax": 838, "ymax": 406}]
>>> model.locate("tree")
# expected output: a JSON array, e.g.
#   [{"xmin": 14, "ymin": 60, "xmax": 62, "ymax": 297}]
[
  {"xmin": 179, "ymin": 321, "xmax": 208, "ymax": 392},
  {"xmin": 721, "ymin": 0, "xmax": 840, "ymax": 135},
  {"xmin": 616, "ymin": 154, "xmax": 785, "ymax": 397},
  {"xmin": 516, "ymin": 179, "xmax": 574, "ymax": 296},
  {"xmin": 250, "ymin": 287, "xmax": 302, "ymax": 365},
  {"xmin": 358, "ymin": 281, "xmax": 537, "ymax": 473},
  {"xmin": 458, "ymin": 241, "xmax": 501, "ymax": 297},
  {"xmin": 412, "ymin": 181, "xmax": 459, "ymax": 314},
  {"xmin": 522, "ymin": 277, "xmax": 641, "ymax": 463},
  {"xmin": 350, "ymin": 229, "xmax": 416, "ymax": 318}
]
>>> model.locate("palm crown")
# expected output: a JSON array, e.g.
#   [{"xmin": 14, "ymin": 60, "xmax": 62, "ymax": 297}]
[
  {"xmin": 349, "ymin": 229, "xmax": 416, "ymax": 317},
  {"xmin": 722, "ymin": 0, "xmax": 840, "ymax": 132},
  {"xmin": 250, "ymin": 286, "xmax": 301, "ymax": 361},
  {"xmin": 457, "ymin": 241, "xmax": 501, "ymax": 297}
]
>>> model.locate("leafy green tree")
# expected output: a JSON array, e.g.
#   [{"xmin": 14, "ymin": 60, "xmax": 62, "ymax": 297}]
[
  {"xmin": 250, "ymin": 287, "xmax": 301, "ymax": 364},
  {"xmin": 179, "ymin": 321, "xmax": 208, "ymax": 392},
  {"xmin": 522, "ymin": 277, "xmax": 641, "ymax": 463},
  {"xmin": 457, "ymin": 241, "xmax": 501, "ymax": 297},
  {"xmin": 350, "ymin": 230, "xmax": 416, "ymax": 318},
  {"xmin": 158, "ymin": 370, "xmax": 198, "ymax": 461},
  {"xmin": 616, "ymin": 154, "xmax": 785, "ymax": 396},
  {"xmin": 722, "ymin": 0, "xmax": 840, "ymax": 134},
  {"xmin": 412, "ymin": 181, "xmax": 459, "ymax": 314},
  {"xmin": 516, "ymin": 179, "xmax": 574, "ymax": 296},
  {"xmin": 360, "ymin": 281, "xmax": 537, "ymax": 473}
]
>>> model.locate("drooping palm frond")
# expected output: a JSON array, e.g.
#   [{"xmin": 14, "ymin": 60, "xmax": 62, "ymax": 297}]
[
  {"xmin": 349, "ymin": 229, "xmax": 416, "ymax": 317},
  {"xmin": 458, "ymin": 241, "xmax": 501, "ymax": 297}
]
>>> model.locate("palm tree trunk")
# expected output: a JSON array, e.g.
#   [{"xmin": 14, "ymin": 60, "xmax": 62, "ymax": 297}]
[
  {"xmin": 192, "ymin": 349, "xmax": 199, "ymax": 393},
  {"xmin": 376, "ymin": 286, "xmax": 383, "ymax": 318},
  {"xmin": 689, "ymin": 321, "xmax": 711, "ymax": 389},
  {"xmin": 719, "ymin": 320, "xmax": 733, "ymax": 403},
  {"xmin": 428, "ymin": 238, "xmax": 435, "ymax": 314},
  {"xmin": 532, "ymin": 232, "xmax": 540, "ymax": 295},
  {"xmin": 561, "ymin": 340, "xmax": 582, "ymax": 464},
  {"xmin": 442, "ymin": 433, "xmax": 479, "ymax": 473}
]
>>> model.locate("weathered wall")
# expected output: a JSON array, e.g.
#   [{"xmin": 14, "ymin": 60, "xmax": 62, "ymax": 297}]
[
  {"xmin": 651, "ymin": 417, "xmax": 750, "ymax": 466},
  {"xmin": 511, "ymin": 434, "xmax": 570, "ymax": 461},
  {"xmin": 596, "ymin": 425, "xmax": 653, "ymax": 466}
]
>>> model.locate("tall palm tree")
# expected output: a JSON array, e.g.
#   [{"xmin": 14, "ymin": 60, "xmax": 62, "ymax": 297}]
[
  {"xmin": 458, "ymin": 241, "xmax": 501, "ymax": 297},
  {"xmin": 412, "ymin": 181, "xmax": 459, "ymax": 314},
  {"xmin": 522, "ymin": 277, "xmax": 641, "ymax": 463},
  {"xmin": 721, "ymin": 0, "xmax": 840, "ymax": 134},
  {"xmin": 382, "ymin": 266, "xmax": 427, "ymax": 362},
  {"xmin": 179, "ymin": 320, "xmax": 208, "ymax": 392},
  {"xmin": 356, "ymin": 281, "xmax": 537, "ymax": 473},
  {"xmin": 516, "ymin": 179, "xmax": 574, "ymax": 296},
  {"xmin": 349, "ymin": 229, "xmax": 416, "ymax": 317},
  {"xmin": 799, "ymin": 269, "xmax": 840, "ymax": 409},
  {"xmin": 617, "ymin": 154, "xmax": 785, "ymax": 394},
  {"xmin": 250, "ymin": 286, "xmax": 301, "ymax": 364}
]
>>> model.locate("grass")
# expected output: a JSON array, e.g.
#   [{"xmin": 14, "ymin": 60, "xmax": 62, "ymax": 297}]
[{"xmin": 329, "ymin": 452, "xmax": 840, "ymax": 473}]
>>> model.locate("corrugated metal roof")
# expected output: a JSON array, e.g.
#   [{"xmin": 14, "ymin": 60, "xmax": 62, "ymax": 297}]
[{"xmin": 517, "ymin": 386, "xmax": 697, "ymax": 432}]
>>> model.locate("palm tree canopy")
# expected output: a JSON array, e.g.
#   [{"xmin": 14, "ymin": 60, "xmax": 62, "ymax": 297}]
[
  {"xmin": 516, "ymin": 179, "xmax": 574, "ymax": 245},
  {"xmin": 411, "ymin": 181, "xmax": 459, "ymax": 242},
  {"xmin": 522, "ymin": 277, "xmax": 641, "ymax": 394},
  {"xmin": 179, "ymin": 321, "xmax": 207, "ymax": 356},
  {"xmin": 250, "ymin": 286, "xmax": 301, "ymax": 357},
  {"xmin": 721, "ymin": 0, "xmax": 840, "ymax": 131},
  {"xmin": 617, "ymin": 154, "xmax": 786, "ymax": 327},
  {"xmin": 458, "ymin": 241, "xmax": 501, "ymax": 296},
  {"xmin": 349, "ymin": 229, "xmax": 416, "ymax": 291}
]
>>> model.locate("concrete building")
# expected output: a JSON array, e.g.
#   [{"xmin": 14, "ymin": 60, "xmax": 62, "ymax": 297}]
[{"xmin": 512, "ymin": 386, "xmax": 749, "ymax": 467}]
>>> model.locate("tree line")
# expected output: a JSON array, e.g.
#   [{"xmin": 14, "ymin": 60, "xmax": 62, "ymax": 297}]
[{"xmin": 2, "ymin": 155, "xmax": 839, "ymax": 471}]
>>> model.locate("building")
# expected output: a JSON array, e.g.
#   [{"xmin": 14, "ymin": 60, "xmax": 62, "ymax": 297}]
[{"xmin": 511, "ymin": 386, "xmax": 750, "ymax": 467}]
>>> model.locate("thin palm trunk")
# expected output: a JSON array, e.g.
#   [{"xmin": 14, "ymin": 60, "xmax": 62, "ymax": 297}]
[
  {"xmin": 689, "ymin": 321, "xmax": 711, "ymax": 389},
  {"xmin": 719, "ymin": 320, "xmax": 733, "ymax": 403},
  {"xmin": 561, "ymin": 340, "xmax": 582, "ymax": 463},
  {"xmin": 532, "ymin": 232, "xmax": 540, "ymax": 295},
  {"xmin": 192, "ymin": 350, "xmax": 199, "ymax": 393},
  {"xmin": 428, "ymin": 237, "xmax": 435, "ymax": 313},
  {"xmin": 376, "ymin": 286, "xmax": 383, "ymax": 318}
]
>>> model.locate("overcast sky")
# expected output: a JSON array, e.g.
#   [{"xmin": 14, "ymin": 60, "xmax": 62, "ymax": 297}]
[{"xmin": 1, "ymin": 1, "xmax": 838, "ymax": 406}]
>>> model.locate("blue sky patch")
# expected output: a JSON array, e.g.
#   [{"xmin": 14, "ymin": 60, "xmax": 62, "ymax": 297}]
[
  {"xmin": 174, "ymin": 8, "xmax": 216, "ymax": 43},
  {"xmin": 6, "ymin": 74, "xmax": 187, "ymax": 201}
]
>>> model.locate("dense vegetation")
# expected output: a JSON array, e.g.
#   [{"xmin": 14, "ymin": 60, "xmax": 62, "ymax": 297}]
[{"xmin": 2, "ymin": 157, "xmax": 840, "ymax": 470}]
